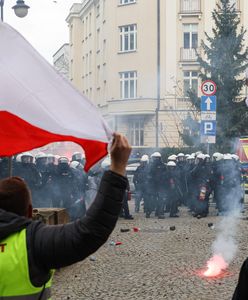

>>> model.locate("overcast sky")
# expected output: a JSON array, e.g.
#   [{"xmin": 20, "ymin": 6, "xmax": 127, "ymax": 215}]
[{"xmin": 3, "ymin": 0, "xmax": 80, "ymax": 63}]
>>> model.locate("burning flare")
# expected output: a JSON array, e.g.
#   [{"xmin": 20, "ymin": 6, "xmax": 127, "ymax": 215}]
[{"xmin": 203, "ymin": 254, "xmax": 228, "ymax": 277}]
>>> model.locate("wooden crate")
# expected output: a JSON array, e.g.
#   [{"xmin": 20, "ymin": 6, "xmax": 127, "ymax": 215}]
[{"xmin": 32, "ymin": 208, "xmax": 69, "ymax": 225}]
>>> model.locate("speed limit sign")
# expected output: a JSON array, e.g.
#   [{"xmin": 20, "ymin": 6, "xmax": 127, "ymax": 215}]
[{"xmin": 201, "ymin": 80, "xmax": 217, "ymax": 96}]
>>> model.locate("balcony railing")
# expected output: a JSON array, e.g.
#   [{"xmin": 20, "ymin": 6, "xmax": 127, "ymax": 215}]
[
  {"xmin": 180, "ymin": 0, "xmax": 201, "ymax": 13},
  {"xmin": 180, "ymin": 48, "xmax": 198, "ymax": 61}
]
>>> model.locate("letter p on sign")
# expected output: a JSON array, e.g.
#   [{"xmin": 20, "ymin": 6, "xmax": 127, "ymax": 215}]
[{"xmin": 204, "ymin": 122, "xmax": 213, "ymax": 134}]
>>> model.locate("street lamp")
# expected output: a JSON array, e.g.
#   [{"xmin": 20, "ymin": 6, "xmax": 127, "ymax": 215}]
[
  {"xmin": 155, "ymin": 0, "xmax": 161, "ymax": 148},
  {"xmin": 0, "ymin": 0, "xmax": 29, "ymax": 176},
  {"xmin": 0, "ymin": 0, "xmax": 30, "ymax": 22}
]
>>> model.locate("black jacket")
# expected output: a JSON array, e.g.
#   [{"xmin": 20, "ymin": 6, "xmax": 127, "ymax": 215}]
[
  {"xmin": 232, "ymin": 258, "xmax": 248, "ymax": 300},
  {"xmin": 0, "ymin": 170, "xmax": 127, "ymax": 287}
]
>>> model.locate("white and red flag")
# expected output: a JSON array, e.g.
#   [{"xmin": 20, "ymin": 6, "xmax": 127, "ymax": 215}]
[{"xmin": 0, "ymin": 22, "xmax": 113, "ymax": 171}]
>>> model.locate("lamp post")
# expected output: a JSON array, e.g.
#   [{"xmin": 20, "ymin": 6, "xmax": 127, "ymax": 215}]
[
  {"xmin": 0, "ymin": 0, "xmax": 29, "ymax": 176},
  {"xmin": 155, "ymin": 0, "xmax": 161, "ymax": 148}
]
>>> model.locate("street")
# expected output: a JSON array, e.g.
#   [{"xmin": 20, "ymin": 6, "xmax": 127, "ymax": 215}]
[{"xmin": 53, "ymin": 195, "xmax": 248, "ymax": 300}]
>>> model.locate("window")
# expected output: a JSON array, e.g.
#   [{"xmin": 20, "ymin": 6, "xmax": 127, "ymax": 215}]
[
  {"xmin": 120, "ymin": 0, "xmax": 136, "ymax": 5},
  {"xmin": 120, "ymin": 71, "xmax": 137, "ymax": 99},
  {"xmin": 183, "ymin": 71, "xmax": 198, "ymax": 95},
  {"xmin": 130, "ymin": 119, "xmax": 144, "ymax": 146},
  {"xmin": 183, "ymin": 24, "xmax": 198, "ymax": 49},
  {"xmin": 119, "ymin": 24, "xmax": 137, "ymax": 52}
]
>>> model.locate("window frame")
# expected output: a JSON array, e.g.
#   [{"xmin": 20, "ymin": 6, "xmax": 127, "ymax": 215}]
[
  {"xmin": 119, "ymin": 24, "xmax": 137, "ymax": 52},
  {"xmin": 183, "ymin": 71, "xmax": 198, "ymax": 96},
  {"xmin": 129, "ymin": 118, "xmax": 144, "ymax": 147},
  {"xmin": 183, "ymin": 23, "xmax": 198, "ymax": 49},
  {"xmin": 119, "ymin": 71, "xmax": 137, "ymax": 99}
]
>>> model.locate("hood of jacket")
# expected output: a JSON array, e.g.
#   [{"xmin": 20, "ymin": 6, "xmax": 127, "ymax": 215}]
[{"xmin": 0, "ymin": 209, "xmax": 31, "ymax": 241}]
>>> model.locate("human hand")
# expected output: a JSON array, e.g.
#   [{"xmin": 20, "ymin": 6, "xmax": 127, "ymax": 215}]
[{"xmin": 109, "ymin": 133, "xmax": 131, "ymax": 176}]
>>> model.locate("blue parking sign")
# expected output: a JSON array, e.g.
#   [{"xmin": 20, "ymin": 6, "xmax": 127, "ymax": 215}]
[{"xmin": 200, "ymin": 121, "xmax": 216, "ymax": 136}]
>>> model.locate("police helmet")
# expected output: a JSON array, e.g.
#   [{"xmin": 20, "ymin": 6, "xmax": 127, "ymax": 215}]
[
  {"xmin": 186, "ymin": 155, "xmax": 195, "ymax": 160},
  {"xmin": 21, "ymin": 152, "xmax": 33, "ymax": 164},
  {"xmin": 140, "ymin": 154, "xmax": 149, "ymax": 162},
  {"xmin": 58, "ymin": 156, "xmax": 69, "ymax": 164},
  {"xmin": 223, "ymin": 154, "xmax": 232, "ymax": 160},
  {"xmin": 177, "ymin": 153, "xmax": 185, "ymax": 157},
  {"xmin": 47, "ymin": 154, "xmax": 55, "ymax": 164},
  {"xmin": 215, "ymin": 153, "xmax": 224, "ymax": 161},
  {"xmin": 197, "ymin": 153, "xmax": 205, "ymax": 160},
  {"xmin": 231, "ymin": 154, "xmax": 239, "ymax": 161},
  {"xmin": 151, "ymin": 152, "xmax": 161, "ymax": 158},
  {"xmin": 16, "ymin": 154, "xmax": 23, "ymax": 163},
  {"xmin": 72, "ymin": 152, "xmax": 82, "ymax": 161},
  {"xmin": 35, "ymin": 152, "xmax": 46, "ymax": 160},
  {"xmin": 70, "ymin": 161, "xmax": 81, "ymax": 169},
  {"xmin": 167, "ymin": 161, "xmax": 176, "ymax": 167},
  {"xmin": 168, "ymin": 155, "xmax": 177, "ymax": 161}
]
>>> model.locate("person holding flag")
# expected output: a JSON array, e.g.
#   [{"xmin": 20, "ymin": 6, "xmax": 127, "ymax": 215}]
[
  {"xmin": 0, "ymin": 21, "xmax": 132, "ymax": 298},
  {"xmin": 0, "ymin": 132, "xmax": 131, "ymax": 299}
]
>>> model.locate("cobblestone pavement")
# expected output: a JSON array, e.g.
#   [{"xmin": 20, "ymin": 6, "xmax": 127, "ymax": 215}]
[{"xmin": 53, "ymin": 196, "xmax": 248, "ymax": 300}]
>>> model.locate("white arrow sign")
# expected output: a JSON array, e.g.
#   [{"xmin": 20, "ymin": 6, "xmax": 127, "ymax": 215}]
[{"xmin": 205, "ymin": 97, "xmax": 213, "ymax": 111}]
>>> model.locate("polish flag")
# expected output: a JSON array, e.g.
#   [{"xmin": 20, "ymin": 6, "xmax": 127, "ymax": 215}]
[{"xmin": 0, "ymin": 22, "xmax": 113, "ymax": 171}]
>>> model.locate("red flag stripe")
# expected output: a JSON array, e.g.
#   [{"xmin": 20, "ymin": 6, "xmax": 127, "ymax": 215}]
[{"xmin": 0, "ymin": 111, "xmax": 108, "ymax": 171}]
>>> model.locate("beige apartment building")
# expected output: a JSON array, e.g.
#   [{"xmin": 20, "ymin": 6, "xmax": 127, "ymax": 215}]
[{"xmin": 66, "ymin": 0, "xmax": 248, "ymax": 151}]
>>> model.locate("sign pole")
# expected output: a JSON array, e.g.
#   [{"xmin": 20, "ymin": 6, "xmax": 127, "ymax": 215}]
[
  {"xmin": 206, "ymin": 142, "xmax": 210, "ymax": 155},
  {"xmin": 200, "ymin": 80, "xmax": 217, "ymax": 148}
]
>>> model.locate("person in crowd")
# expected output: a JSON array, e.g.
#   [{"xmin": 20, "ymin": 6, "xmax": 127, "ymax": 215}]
[
  {"xmin": 84, "ymin": 162, "xmax": 103, "ymax": 210},
  {"xmin": 145, "ymin": 152, "xmax": 166, "ymax": 219},
  {"xmin": 71, "ymin": 151, "xmax": 86, "ymax": 167},
  {"xmin": 14, "ymin": 152, "xmax": 42, "ymax": 208},
  {"xmin": 190, "ymin": 153, "xmax": 211, "ymax": 218},
  {"xmin": 211, "ymin": 152, "xmax": 224, "ymax": 213},
  {"xmin": 165, "ymin": 161, "xmax": 181, "ymax": 217},
  {"xmin": 0, "ymin": 157, "xmax": 11, "ymax": 179},
  {"xmin": 133, "ymin": 154, "xmax": 149, "ymax": 213},
  {"xmin": 69, "ymin": 160, "xmax": 87, "ymax": 219},
  {"xmin": 176, "ymin": 153, "xmax": 188, "ymax": 206},
  {"xmin": 119, "ymin": 179, "xmax": 134, "ymax": 220},
  {"xmin": 185, "ymin": 154, "xmax": 195, "ymax": 211},
  {"xmin": 52, "ymin": 156, "xmax": 77, "ymax": 209}
]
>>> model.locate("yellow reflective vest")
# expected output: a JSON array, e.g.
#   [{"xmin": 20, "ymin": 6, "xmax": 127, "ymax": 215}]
[{"xmin": 0, "ymin": 228, "xmax": 53, "ymax": 300}]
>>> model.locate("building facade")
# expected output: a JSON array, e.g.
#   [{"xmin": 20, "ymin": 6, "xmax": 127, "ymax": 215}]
[
  {"xmin": 66, "ymin": 0, "xmax": 248, "ymax": 150},
  {"xmin": 53, "ymin": 43, "xmax": 70, "ymax": 79}
]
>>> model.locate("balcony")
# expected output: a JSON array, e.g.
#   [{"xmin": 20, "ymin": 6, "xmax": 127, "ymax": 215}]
[
  {"xmin": 180, "ymin": 48, "xmax": 199, "ymax": 62},
  {"xmin": 179, "ymin": 0, "xmax": 202, "ymax": 19},
  {"xmin": 106, "ymin": 98, "xmax": 158, "ymax": 116}
]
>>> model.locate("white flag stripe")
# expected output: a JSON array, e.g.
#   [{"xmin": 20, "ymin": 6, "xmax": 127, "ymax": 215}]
[{"xmin": 0, "ymin": 22, "xmax": 112, "ymax": 143}]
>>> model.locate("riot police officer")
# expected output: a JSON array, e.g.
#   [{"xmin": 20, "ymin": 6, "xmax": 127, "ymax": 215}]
[{"xmin": 133, "ymin": 154, "xmax": 149, "ymax": 213}]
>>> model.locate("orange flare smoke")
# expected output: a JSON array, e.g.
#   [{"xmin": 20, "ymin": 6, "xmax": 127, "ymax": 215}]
[{"xmin": 204, "ymin": 255, "xmax": 228, "ymax": 277}]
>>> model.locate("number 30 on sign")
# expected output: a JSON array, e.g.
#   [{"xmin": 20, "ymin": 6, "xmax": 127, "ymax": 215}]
[{"xmin": 201, "ymin": 80, "xmax": 217, "ymax": 96}]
